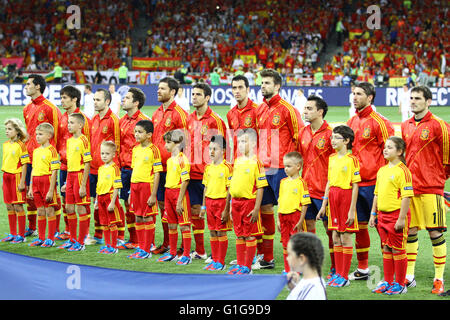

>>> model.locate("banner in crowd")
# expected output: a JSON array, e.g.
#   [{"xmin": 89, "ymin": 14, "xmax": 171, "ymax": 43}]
[
  {"xmin": 132, "ymin": 57, "xmax": 182, "ymax": 71},
  {"xmin": 0, "ymin": 84, "xmax": 449, "ymax": 107},
  {"xmin": 0, "ymin": 250, "xmax": 286, "ymax": 300},
  {"xmin": 0, "ymin": 57, "xmax": 24, "ymax": 69}
]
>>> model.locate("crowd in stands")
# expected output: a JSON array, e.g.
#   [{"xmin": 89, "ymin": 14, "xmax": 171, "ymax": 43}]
[{"xmin": 0, "ymin": 0, "xmax": 448, "ymax": 86}]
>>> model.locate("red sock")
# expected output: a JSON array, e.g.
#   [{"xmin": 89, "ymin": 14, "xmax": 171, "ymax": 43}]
[
  {"xmin": 218, "ymin": 235, "xmax": 228, "ymax": 265},
  {"xmin": 126, "ymin": 210, "xmax": 137, "ymax": 243},
  {"xmin": 261, "ymin": 212, "xmax": 275, "ymax": 261},
  {"xmin": 77, "ymin": 213, "xmax": 90, "ymax": 245},
  {"xmin": 17, "ymin": 211, "xmax": 26, "ymax": 237},
  {"xmin": 327, "ymin": 230, "xmax": 335, "ymax": 270},
  {"xmin": 169, "ymin": 229, "xmax": 178, "ymax": 256},
  {"xmin": 181, "ymin": 229, "xmax": 192, "ymax": 257},
  {"xmin": 110, "ymin": 224, "xmax": 118, "ymax": 248},
  {"xmin": 162, "ymin": 220, "xmax": 170, "ymax": 247},
  {"xmin": 67, "ymin": 213, "xmax": 78, "ymax": 242},
  {"xmin": 144, "ymin": 221, "xmax": 155, "ymax": 253},
  {"xmin": 236, "ymin": 238, "xmax": 246, "ymax": 266},
  {"xmin": 334, "ymin": 245, "xmax": 343, "ymax": 276},
  {"xmin": 117, "ymin": 205, "xmax": 126, "ymax": 240},
  {"xmin": 283, "ymin": 246, "xmax": 290, "ymax": 272},
  {"xmin": 256, "ymin": 235, "xmax": 263, "ymax": 256},
  {"xmin": 47, "ymin": 216, "xmax": 56, "ymax": 240},
  {"xmin": 103, "ymin": 227, "xmax": 111, "ymax": 247},
  {"xmin": 7, "ymin": 211, "xmax": 17, "ymax": 235},
  {"xmin": 383, "ymin": 251, "xmax": 394, "ymax": 284},
  {"xmin": 93, "ymin": 208, "xmax": 103, "ymax": 239},
  {"xmin": 393, "ymin": 251, "xmax": 407, "ymax": 286},
  {"xmin": 37, "ymin": 216, "xmax": 46, "ymax": 241},
  {"xmin": 192, "ymin": 217, "xmax": 205, "ymax": 255},
  {"xmin": 355, "ymin": 224, "xmax": 370, "ymax": 270},
  {"xmin": 55, "ymin": 212, "xmax": 61, "ymax": 233},
  {"xmin": 135, "ymin": 221, "xmax": 145, "ymax": 250},
  {"xmin": 210, "ymin": 236, "xmax": 219, "ymax": 262},
  {"xmin": 245, "ymin": 239, "xmax": 257, "ymax": 268},
  {"xmin": 342, "ymin": 246, "xmax": 353, "ymax": 280},
  {"xmin": 27, "ymin": 210, "xmax": 37, "ymax": 230}
]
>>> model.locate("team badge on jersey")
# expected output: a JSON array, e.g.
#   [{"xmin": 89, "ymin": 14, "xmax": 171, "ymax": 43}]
[
  {"xmin": 201, "ymin": 124, "xmax": 208, "ymax": 135},
  {"xmin": 165, "ymin": 117, "xmax": 172, "ymax": 127},
  {"xmin": 102, "ymin": 125, "xmax": 108, "ymax": 134},
  {"xmin": 316, "ymin": 137, "xmax": 326, "ymax": 149},
  {"xmin": 362, "ymin": 127, "xmax": 371, "ymax": 139},
  {"xmin": 420, "ymin": 128, "xmax": 430, "ymax": 140},
  {"xmin": 38, "ymin": 112, "xmax": 45, "ymax": 121},
  {"xmin": 244, "ymin": 116, "xmax": 253, "ymax": 127},
  {"xmin": 272, "ymin": 114, "xmax": 280, "ymax": 126}
]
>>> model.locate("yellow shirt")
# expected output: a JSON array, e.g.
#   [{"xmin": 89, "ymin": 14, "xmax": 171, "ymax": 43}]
[
  {"xmin": 165, "ymin": 152, "xmax": 190, "ymax": 189},
  {"xmin": 328, "ymin": 152, "xmax": 361, "ymax": 189},
  {"xmin": 97, "ymin": 163, "xmax": 123, "ymax": 195},
  {"xmin": 375, "ymin": 162, "xmax": 414, "ymax": 212},
  {"xmin": 202, "ymin": 160, "xmax": 232, "ymax": 199},
  {"xmin": 66, "ymin": 135, "xmax": 92, "ymax": 172},
  {"xmin": 2, "ymin": 140, "xmax": 30, "ymax": 174},
  {"xmin": 229, "ymin": 156, "xmax": 268, "ymax": 199},
  {"xmin": 278, "ymin": 176, "xmax": 311, "ymax": 214},
  {"xmin": 131, "ymin": 143, "xmax": 163, "ymax": 183},
  {"xmin": 32, "ymin": 145, "xmax": 60, "ymax": 176}
]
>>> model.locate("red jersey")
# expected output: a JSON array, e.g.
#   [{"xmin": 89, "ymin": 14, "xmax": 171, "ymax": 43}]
[
  {"xmin": 187, "ymin": 107, "xmax": 227, "ymax": 180},
  {"xmin": 57, "ymin": 108, "xmax": 91, "ymax": 171},
  {"xmin": 226, "ymin": 98, "xmax": 259, "ymax": 161},
  {"xmin": 119, "ymin": 110, "xmax": 151, "ymax": 168},
  {"xmin": 257, "ymin": 94, "xmax": 304, "ymax": 169},
  {"xmin": 23, "ymin": 95, "xmax": 62, "ymax": 161},
  {"xmin": 298, "ymin": 121, "xmax": 334, "ymax": 199},
  {"xmin": 152, "ymin": 100, "xmax": 188, "ymax": 170},
  {"xmin": 401, "ymin": 111, "xmax": 450, "ymax": 195},
  {"xmin": 347, "ymin": 105, "xmax": 395, "ymax": 186},
  {"xmin": 90, "ymin": 108, "xmax": 121, "ymax": 174}
]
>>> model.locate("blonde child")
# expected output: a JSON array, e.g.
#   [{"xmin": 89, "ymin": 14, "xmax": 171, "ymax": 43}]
[
  {"xmin": 95, "ymin": 141, "xmax": 124, "ymax": 254},
  {"xmin": 369, "ymin": 136, "xmax": 413, "ymax": 295},
  {"xmin": 317, "ymin": 125, "xmax": 361, "ymax": 287},
  {"xmin": 1, "ymin": 119, "xmax": 30, "ymax": 243},
  {"xmin": 200, "ymin": 135, "xmax": 233, "ymax": 271},
  {"xmin": 227, "ymin": 128, "xmax": 268, "ymax": 275},
  {"xmin": 157, "ymin": 129, "xmax": 192, "ymax": 265},
  {"xmin": 27, "ymin": 123, "xmax": 60, "ymax": 247},
  {"xmin": 127, "ymin": 120, "xmax": 163, "ymax": 259},
  {"xmin": 277, "ymin": 151, "xmax": 311, "ymax": 273},
  {"xmin": 286, "ymin": 232, "xmax": 327, "ymax": 300}
]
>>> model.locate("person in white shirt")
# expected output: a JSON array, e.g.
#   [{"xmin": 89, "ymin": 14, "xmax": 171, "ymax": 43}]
[
  {"xmin": 349, "ymin": 84, "xmax": 356, "ymax": 119},
  {"xmin": 108, "ymin": 84, "xmax": 121, "ymax": 116},
  {"xmin": 294, "ymin": 88, "xmax": 307, "ymax": 119},
  {"xmin": 83, "ymin": 84, "xmax": 95, "ymax": 119},
  {"xmin": 286, "ymin": 233, "xmax": 327, "ymax": 300},
  {"xmin": 175, "ymin": 86, "xmax": 190, "ymax": 112},
  {"xmin": 399, "ymin": 84, "xmax": 412, "ymax": 122}
]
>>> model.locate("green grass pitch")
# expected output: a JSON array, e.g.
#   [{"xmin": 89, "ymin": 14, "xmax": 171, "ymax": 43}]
[{"xmin": 0, "ymin": 105, "xmax": 448, "ymax": 300}]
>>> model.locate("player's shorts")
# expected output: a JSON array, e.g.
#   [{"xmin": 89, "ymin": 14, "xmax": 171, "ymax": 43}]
[
  {"xmin": 65, "ymin": 171, "xmax": 90, "ymax": 206},
  {"xmin": 89, "ymin": 173, "xmax": 98, "ymax": 198},
  {"xmin": 305, "ymin": 197, "xmax": 328, "ymax": 221},
  {"xmin": 120, "ymin": 167, "xmax": 132, "ymax": 201},
  {"xmin": 409, "ymin": 194, "xmax": 447, "ymax": 232},
  {"xmin": 156, "ymin": 171, "xmax": 166, "ymax": 202},
  {"xmin": 231, "ymin": 197, "xmax": 263, "ymax": 238},
  {"xmin": 356, "ymin": 185, "xmax": 375, "ymax": 223},
  {"xmin": 32, "ymin": 175, "xmax": 58, "ymax": 208},
  {"xmin": 205, "ymin": 197, "xmax": 232, "ymax": 232},
  {"xmin": 261, "ymin": 168, "xmax": 287, "ymax": 206},
  {"xmin": 130, "ymin": 182, "xmax": 158, "ymax": 218},
  {"xmin": 3, "ymin": 172, "xmax": 26, "ymax": 204},
  {"xmin": 187, "ymin": 179, "xmax": 204, "ymax": 206},
  {"xmin": 165, "ymin": 188, "xmax": 191, "ymax": 226},
  {"xmin": 328, "ymin": 186, "xmax": 359, "ymax": 233},
  {"xmin": 97, "ymin": 193, "xmax": 123, "ymax": 226},
  {"xmin": 377, "ymin": 209, "xmax": 410, "ymax": 251},
  {"xmin": 59, "ymin": 169, "xmax": 67, "ymax": 197},
  {"xmin": 279, "ymin": 211, "xmax": 306, "ymax": 247}
]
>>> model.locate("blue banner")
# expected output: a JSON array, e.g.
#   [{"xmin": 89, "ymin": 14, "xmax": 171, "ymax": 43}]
[
  {"xmin": 0, "ymin": 84, "xmax": 448, "ymax": 107},
  {"xmin": 0, "ymin": 250, "xmax": 286, "ymax": 300}
]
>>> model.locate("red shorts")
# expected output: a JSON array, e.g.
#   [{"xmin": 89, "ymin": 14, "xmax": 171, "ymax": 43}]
[
  {"xmin": 32, "ymin": 175, "xmax": 58, "ymax": 208},
  {"xmin": 3, "ymin": 172, "xmax": 26, "ymax": 204},
  {"xmin": 130, "ymin": 182, "xmax": 158, "ymax": 217},
  {"xmin": 205, "ymin": 197, "xmax": 232, "ymax": 232},
  {"xmin": 328, "ymin": 187, "xmax": 358, "ymax": 233},
  {"xmin": 377, "ymin": 209, "xmax": 411, "ymax": 251},
  {"xmin": 97, "ymin": 193, "xmax": 123, "ymax": 226},
  {"xmin": 65, "ymin": 171, "xmax": 90, "ymax": 205},
  {"xmin": 279, "ymin": 211, "xmax": 306, "ymax": 247},
  {"xmin": 164, "ymin": 188, "xmax": 191, "ymax": 226},
  {"xmin": 231, "ymin": 198, "xmax": 263, "ymax": 238}
]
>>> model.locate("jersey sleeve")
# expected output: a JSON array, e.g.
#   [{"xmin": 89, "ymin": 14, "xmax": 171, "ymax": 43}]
[
  {"xmin": 113, "ymin": 165, "xmax": 123, "ymax": 189},
  {"xmin": 435, "ymin": 118, "xmax": 450, "ymax": 166},
  {"xmin": 50, "ymin": 147, "xmax": 61, "ymax": 171},
  {"xmin": 179, "ymin": 154, "xmax": 190, "ymax": 182},
  {"xmin": 131, "ymin": 146, "xmax": 136, "ymax": 169},
  {"xmin": 152, "ymin": 145, "xmax": 163, "ymax": 173},
  {"xmin": 299, "ymin": 179, "xmax": 311, "ymax": 206},
  {"xmin": 19, "ymin": 142, "xmax": 31, "ymax": 165},
  {"xmin": 350, "ymin": 156, "xmax": 361, "ymax": 184},
  {"xmin": 399, "ymin": 166, "xmax": 414, "ymax": 199},
  {"xmin": 81, "ymin": 136, "xmax": 92, "ymax": 163},
  {"xmin": 202, "ymin": 165, "xmax": 210, "ymax": 186},
  {"xmin": 255, "ymin": 159, "xmax": 268, "ymax": 189}
]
